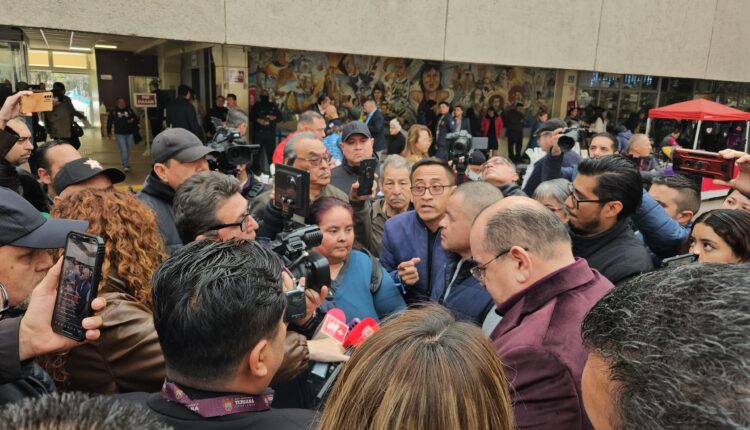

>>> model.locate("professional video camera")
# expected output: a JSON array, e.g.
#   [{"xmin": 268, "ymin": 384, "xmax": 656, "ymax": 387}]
[
  {"xmin": 446, "ymin": 130, "xmax": 473, "ymax": 184},
  {"xmin": 557, "ymin": 125, "xmax": 588, "ymax": 152},
  {"xmin": 269, "ymin": 164, "xmax": 331, "ymax": 295},
  {"xmin": 206, "ymin": 118, "xmax": 259, "ymax": 176},
  {"xmin": 446, "ymin": 130, "xmax": 473, "ymax": 158}
]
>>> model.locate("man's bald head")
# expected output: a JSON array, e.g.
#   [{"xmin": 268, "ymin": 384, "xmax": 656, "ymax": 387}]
[
  {"xmin": 472, "ymin": 196, "xmax": 571, "ymax": 259},
  {"xmin": 627, "ymin": 134, "xmax": 651, "ymax": 158}
]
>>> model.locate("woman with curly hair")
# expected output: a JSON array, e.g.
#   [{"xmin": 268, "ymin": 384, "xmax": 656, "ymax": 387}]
[{"xmin": 43, "ymin": 189, "xmax": 167, "ymax": 394}]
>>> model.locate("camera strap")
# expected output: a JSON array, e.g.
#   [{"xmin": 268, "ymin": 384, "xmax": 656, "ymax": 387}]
[{"xmin": 160, "ymin": 380, "xmax": 273, "ymax": 417}]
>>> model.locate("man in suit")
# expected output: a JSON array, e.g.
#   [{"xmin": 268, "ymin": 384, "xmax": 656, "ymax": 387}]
[
  {"xmin": 453, "ymin": 104, "xmax": 471, "ymax": 135},
  {"xmin": 434, "ymin": 101, "xmax": 456, "ymax": 160},
  {"xmin": 166, "ymin": 84, "xmax": 203, "ymax": 141},
  {"xmin": 363, "ymin": 100, "xmax": 385, "ymax": 153},
  {"xmin": 470, "ymin": 196, "xmax": 613, "ymax": 430}
]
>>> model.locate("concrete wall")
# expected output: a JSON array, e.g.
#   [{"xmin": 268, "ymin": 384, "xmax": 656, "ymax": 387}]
[{"xmin": 2, "ymin": 0, "xmax": 749, "ymax": 82}]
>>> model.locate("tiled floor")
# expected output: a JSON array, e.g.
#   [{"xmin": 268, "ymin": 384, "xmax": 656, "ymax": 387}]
[{"xmin": 78, "ymin": 127, "xmax": 152, "ymax": 191}]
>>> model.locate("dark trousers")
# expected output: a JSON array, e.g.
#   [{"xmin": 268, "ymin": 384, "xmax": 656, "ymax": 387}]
[
  {"xmin": 507, "ymin": 129, "xmax": 523, "ymax": 161},
  {"xmin": 149, "ymin": 117, "xmax": 164, "ymax": 139},
  {"xmin": 253, "ymin": 132, "xmax": 276, "ymax": 174}
]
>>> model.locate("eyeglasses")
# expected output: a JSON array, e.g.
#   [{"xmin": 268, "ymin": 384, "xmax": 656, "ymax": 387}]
[
  {"xmin": 203, "ymin": 209, "xmax": 255, "ymax": 234},
  {"xmin": 298, "ymin": 154, "xmax": 333, "ymax": 167},
  {"xmin": 567, "ymin": 183, "xmax": 609, "ymax": 209},
  {"xmin": 481, "ymin": 157, "xmax": 513, "ymax": 172},
  {"xmin": 470, "ymin": 248, "xmax": 514, "ymax": 284},
  {"xmin": 410, "ymin": 184, "xmax": 451, "ymax": 196}
]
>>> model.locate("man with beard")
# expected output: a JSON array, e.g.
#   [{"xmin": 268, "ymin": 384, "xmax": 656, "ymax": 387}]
[{"xmin": 564, "ymin": 155, "xmax": 654, "ymax": 283}]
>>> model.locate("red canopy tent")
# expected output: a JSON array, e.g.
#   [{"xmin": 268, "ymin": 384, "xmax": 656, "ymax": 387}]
[
  {"xmin": 647, "ymin": 99, "xmax": 750, "ymax": 151},
  {"xmin": 647, "ymin": 99, "xmax": 750, "ymax": 199}
]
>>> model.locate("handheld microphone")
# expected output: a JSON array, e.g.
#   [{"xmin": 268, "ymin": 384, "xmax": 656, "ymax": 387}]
[
  {"xmin": 310, "ymin": 309, "xmax": 348, "ymax": 378},
  {"xmin": 316, "ymin": 318, "xmax": 381, "ymax": 401},
  {"xmin": 313, "ymin": 308, "xmax": 348, "ymax": 344}
]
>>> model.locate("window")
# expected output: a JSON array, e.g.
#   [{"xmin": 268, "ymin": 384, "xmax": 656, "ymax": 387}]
[{"xmin": 51, "ymin": 51, "xmax": 87, "ymax": 69}]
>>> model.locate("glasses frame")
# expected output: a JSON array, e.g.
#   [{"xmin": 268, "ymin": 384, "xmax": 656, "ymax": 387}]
[
  {"xmin": 298, "ymin": 153, "xmax": 333, "ymax": 167},
  {"xmin": 567, "ymin": 183, "xmax": 609, "ymax": 209},
  {"xmin": 470, "ymin": 248, "xmax": 512, "ymax": 284},
  {"xmin": 202, "ymin": 208, "xmax": 253, "ymax": 235},
  {"xmin": 410, "ymin": 184, "xmax": 451, "ymax": 196}
]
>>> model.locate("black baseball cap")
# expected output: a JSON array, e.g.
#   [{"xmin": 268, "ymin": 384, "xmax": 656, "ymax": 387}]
[
  {"xmin": 152, "ymin": 128, "xmax": 216, "ymax": 164},
  {"xmin": 467, "ymin": 150, "xmax": 487, "ymax": 166},
  {"xmin": 0, "ymin": 187, "xmax": 88, "ymax": 248},
  {"xmin": 534, "ymin": 118, "xmax": 567, "ymax": 136},
  {"xmin": 54, "ymin": 157, "xmax": 126, "ymax": 196},
  {"xmin": 341, "ymin": 121, "xmax": 372, "ymax": 142}
]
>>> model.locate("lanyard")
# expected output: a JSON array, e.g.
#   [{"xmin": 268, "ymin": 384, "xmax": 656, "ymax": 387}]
[{"xmin": 160, "ymin": 380, "xmax": 273, "ymax": 418}]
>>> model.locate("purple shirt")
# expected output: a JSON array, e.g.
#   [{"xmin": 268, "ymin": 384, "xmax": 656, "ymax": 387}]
[{"xmin": 490, "ymin": 258, "xmax": 613, "ymax": 430}]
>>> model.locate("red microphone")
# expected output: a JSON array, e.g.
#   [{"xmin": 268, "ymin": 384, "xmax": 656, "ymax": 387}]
[
  {"xmin": 316, "ymin": 318, "xmax": 381, "ymax": 401},
  {"xmin": 343, "ymin": 317, "xmax": 380, "ymax": 349},
  {"xmin": 313, "ymin": 308, "xmax": 349, "ymax": 345}
]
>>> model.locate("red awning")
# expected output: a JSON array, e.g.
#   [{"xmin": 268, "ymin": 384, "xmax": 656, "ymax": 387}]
[{"xmin": 648, "ymin": 99, "xmax": 750, "ymax": 121}]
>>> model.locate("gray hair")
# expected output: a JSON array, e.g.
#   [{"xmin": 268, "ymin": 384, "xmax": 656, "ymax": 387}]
[
  {"xmin": 453, "ymin": 181, "xmax": 503, "ymax": 222},
  {"xmin": 582, "ymin": 263, "xmax": 750, "ymax": 429},
  {"xmin": 173, "ymin": 171, "xmax": 241, "ymax": 242},
  {"xmin": 284, "ymin": 131, "xmax": 319, "ymax": 165},
  {"xmin": 380, "ymin": 154, "xmax": 411, "ymax": 179},
  {"xmin": 532, "ymin": 178, "xmax": 571, "ymax": 216},
  {"xmin": 299, "ymin": 110, "xmax": 324, "ymax": 125},
  {"xmin": 225, "ymin": 108, "xmax": 248, "ymax": 128},
  {"xmin": 483, "ymin": 201, "xmax": 570, "ymax": 259},
  {"xmin": 0, "ymin": 392, "xmax": 169, "ymax": 429}
]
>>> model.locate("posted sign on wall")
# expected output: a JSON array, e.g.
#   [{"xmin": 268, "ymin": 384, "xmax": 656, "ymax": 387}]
[{"xmin": 133, "ymin": 93, "xmax": 157, "ymax": 108}]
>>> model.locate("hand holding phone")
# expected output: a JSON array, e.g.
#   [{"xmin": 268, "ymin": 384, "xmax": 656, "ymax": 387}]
[
  {"xmin": 672, "ymin": 148, "xmax": 735, "ymax": 181},
  {"xmin": 661, "ymin": 253, "xmax": 698, "ymax": 268},
  {"xmin": 19, "ymin": 91, "xmax": 53, "ymax": 114},
  {"xmin": 18, "ymin": 257, "xmax": 106, "ymax": 360},
  {"xmin": 356, "ymin": 157, "xmax": 377, "ymax": 197},
  {"xmin": 52, "ymin": 232, "xmax": 105, "ymax": 341}
]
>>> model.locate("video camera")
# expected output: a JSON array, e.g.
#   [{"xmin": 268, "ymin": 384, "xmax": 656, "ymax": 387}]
[
  {"xmin": 207, "ymin": 118, "xmax": 259, "ymax": 176},
  {"xmin": 557, "ymin": 126, "xmax": 587, "ymax": 152},
  {"xmin": 446, "ymin": 130, "xmax": 473, "ymax": 158},
  {"xmin": 269, "ymin": 164, "xmax": 331, "ymax": 297}
]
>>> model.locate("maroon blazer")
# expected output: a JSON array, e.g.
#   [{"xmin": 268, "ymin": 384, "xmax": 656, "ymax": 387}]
[{"xmin": 490, "ymin": 258, "xmax": 613, "ymax": 430}]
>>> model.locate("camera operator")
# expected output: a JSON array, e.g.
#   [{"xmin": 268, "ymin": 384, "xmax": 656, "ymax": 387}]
[
  {"xmin": 0, "ymin": 188, "xmax": 105, "ymax": 404},
  {"xmin": 250, "ymin": 90, "xmax": 281, "ymax": 173},
  {"xmin": 138, "ymin": 128, "xmax": 216, "ymax": 255},
  {"xmin": 330, "ymin": 121, "xmax": 379, "ymax": 196},
  {"xmin": 172, "ymin": 171, "xmax": 346, "ymax": 387},
  {"xmin": 521, "ymin": 118, "xmax": 581, "ymax": 196},
  {"xmin": 434, "ymin": 181, "xmax": 502, "ymax": 324},
  {"xmin": 252, "ymin": 132, "xmax": 372, "ymax": 244},
  {"xmin": 480, "ymin": 156, "xmax": 526, "ymax": 197}
]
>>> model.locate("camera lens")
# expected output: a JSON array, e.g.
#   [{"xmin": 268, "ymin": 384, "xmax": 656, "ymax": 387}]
[{"xmin": 288, "ymin": 251, "xmax": 330, "ymax": 293}]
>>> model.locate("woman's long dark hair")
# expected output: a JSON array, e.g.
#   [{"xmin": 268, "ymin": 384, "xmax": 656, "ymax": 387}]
[{"xmin": 692, "ymin": 209, "xmax": 750, "ymax": 262}]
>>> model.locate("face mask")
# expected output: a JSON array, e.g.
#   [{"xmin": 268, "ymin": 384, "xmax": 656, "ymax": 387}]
[{"xmin": 466, "ymin": 169, "xmax": 482, "ymax": 181}]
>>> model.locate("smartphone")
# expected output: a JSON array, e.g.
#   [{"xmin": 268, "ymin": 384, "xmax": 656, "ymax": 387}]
[
  {"xmin": 672, "ymin": 148, "xmax": 735, "ymax": 181},
  {"xmin": 0, "ymin": 129, "xmax": 19, "ymax": 159},
  {"xmin": 52, "ymin": 232, "xmax": 105, "ymax": 341},
  {"xmin": 19, "ymin": 91, "xmax": 53, "ymax": 114},
  {"xmin": 356, "ymin": 158, "xmax": 377, "ymax": 197},
  {"xmin": 661, "ymin": 253, "xmax": 698, "ymax": 268}
]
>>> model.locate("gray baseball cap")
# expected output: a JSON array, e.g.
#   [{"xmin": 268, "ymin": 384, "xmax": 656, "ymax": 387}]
[
  {"xmin": 152, "ymin": 128, "xmax": 216, "ymax": 164},
  {"xmin": 0, "ymin": 187, "xmax": 88, "ymax": 248},
  {"xmin": 341, "ymin": 121, "xmax": 372, "ymax": 142}
]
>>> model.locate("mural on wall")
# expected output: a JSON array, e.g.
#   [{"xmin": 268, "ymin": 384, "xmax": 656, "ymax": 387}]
[{"xmin": 248, "ymin": 48, "xmax": 556, "ymax": 128}]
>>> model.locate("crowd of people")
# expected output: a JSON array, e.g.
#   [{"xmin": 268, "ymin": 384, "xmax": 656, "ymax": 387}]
[{"xmin": 2, "ymin": 81, "xmax": 750, "ymax": 430}]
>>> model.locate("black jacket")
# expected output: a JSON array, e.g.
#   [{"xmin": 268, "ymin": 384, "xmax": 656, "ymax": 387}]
[
  {"xmin": 250, "ymin": 100, "xmax": 281, "ymax": 140},
  {"xmin": 0, "ymin": 163, "xmax": 48, "ymax": 213},
  {"xmin": 434, "ymin": 113, "xmax": 457, "ymax": 159},
  {"xmin": 166, "ymin": 98, "xmax": 202, "ymax": 140},
  {"xmin": 137, "ymin": 172, "xmax": 182, "ymax": 255},
  {"xmin": 366, "ymin": 109, "xmax": 386, "ymax": 152},
  {"xmin": 433, "ymin": 254, "xmax": 494, "ymax": 325},
  {"xmin": 203, "ymin": 106, "xmax": 228, "ymax": 136},
  {"xmin": 107, "ymin": 107, "xmax": 137, "ymax": 135},
  {"xmin": 386, "ymin": 132, "xmax": 405, "ymax": 155},
  {"xmin": 499, "ymin": 182, "xmax": 527, "ymax": 197},
  {"xmin": 570, "ymin": 219, "xmax": 655, "ymax": 284},
  {"xmin": 330, "ymin": 157, "xmax": 380, "ymax": 197},
  {"xmin": 0, "ymin": 317, "xmax": 56, "ymax": 406},
  {"xmin": 119, "ymin": 388, "xmax": 315, "ymax": 430}
]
